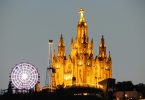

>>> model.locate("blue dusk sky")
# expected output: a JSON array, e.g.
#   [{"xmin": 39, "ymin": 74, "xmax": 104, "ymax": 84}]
[{"xmin": 0, "ymin": 0, "xmax": 145, "ymax": 89}]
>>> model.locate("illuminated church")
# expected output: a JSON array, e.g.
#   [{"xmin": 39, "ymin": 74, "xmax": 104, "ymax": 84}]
[{"xmin": 51, "ymin": 9, "xmax": 112, "ymax": 88}]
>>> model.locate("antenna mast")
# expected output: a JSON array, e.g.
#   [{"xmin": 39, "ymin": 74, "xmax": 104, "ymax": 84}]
[{"xmin": 45, "ymin": 40, "xmax": 54, "ymax": 88}]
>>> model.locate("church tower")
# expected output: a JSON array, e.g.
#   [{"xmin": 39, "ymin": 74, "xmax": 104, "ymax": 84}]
[
  {"xmin": 58, "ymin": 34, "xmax": 66, "ymax": 57},
  {"xmin": 51, "ymin": 8, "xmax": 112, "ymax": 88}
]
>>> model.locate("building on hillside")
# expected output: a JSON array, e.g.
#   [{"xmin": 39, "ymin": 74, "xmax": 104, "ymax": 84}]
[
  {"xmin": 50, "ymin": 8, "xmax": 112, "ymax": 88},
  {"xmin": 115, "ymin": 90, "xmax": 143, "ymax": 100}
]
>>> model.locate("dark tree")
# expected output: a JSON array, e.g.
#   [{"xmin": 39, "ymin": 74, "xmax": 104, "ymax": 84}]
[
  {"xmin": 135, "ymin": 83, "xmax": 145, "ymax": 98},
  {"xmin": 7, "ymin": 81, "xmax": 13, "ymax": 94}
]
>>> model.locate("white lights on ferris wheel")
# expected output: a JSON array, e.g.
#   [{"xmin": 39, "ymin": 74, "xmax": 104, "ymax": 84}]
[{"xmin": 10, "ymin": 62, "xmax": 40, "ymax": 90}]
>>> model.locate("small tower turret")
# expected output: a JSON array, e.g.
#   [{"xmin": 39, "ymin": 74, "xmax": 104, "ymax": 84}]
[
  {"xmin": 90, "ymin": 38, "xmax": 94, "ymax": 55},
  {"xmin": 107, "ymin": 51, "xmax": 112, "ymax": 78},
  {"xmin": 108, "ymin": 51, "xmax": 112, "ymax": 61},
  {"xmin": 91, "ymin": 38, "xmax": 93, "ymax": 49}
]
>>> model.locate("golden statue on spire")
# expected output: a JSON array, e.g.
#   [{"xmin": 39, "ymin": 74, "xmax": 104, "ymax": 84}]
[{"xmin": 79, "ymin": 8, "xmax": 85, "ymax": 22}]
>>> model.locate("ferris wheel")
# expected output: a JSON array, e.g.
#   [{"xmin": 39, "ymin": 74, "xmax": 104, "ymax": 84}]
[{"xmin": 10, "ymin": 62, "xmax": 40, "ymax": 90}]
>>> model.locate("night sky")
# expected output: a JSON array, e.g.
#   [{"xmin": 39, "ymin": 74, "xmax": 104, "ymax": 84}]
[{"xmin": 0, "ymin": 0, "xmax": 145, "ymax": 89}]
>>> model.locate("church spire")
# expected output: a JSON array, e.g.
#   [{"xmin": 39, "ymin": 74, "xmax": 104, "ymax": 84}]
[
  {"xmin": 71, "ymin": 37, "xmax": 73, "ymax": 44},
  {"xmin": 90, "ymin": 38, "xmax": 94, "ymax": 55},
  {"xmin": 91, "ymin": 38, "xmax": 94, "ymax": 49},
  {"xmin": 58, "ymin": 34, "xmax": 65, "ymax": 46},
  {"xmin": 99, "ymin": 35, "xmax": 106, "ymax": 57},
  {"xmin": 91, "ymin": 38, "xmax": 93, "ymax": 45},
  {"xmin": 58, "ymin": 34, "xmax": 66, "ymax": 57},
  {"xmin": 99, "ymin": 35, "xmax": 106, "ymax": 47}
]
